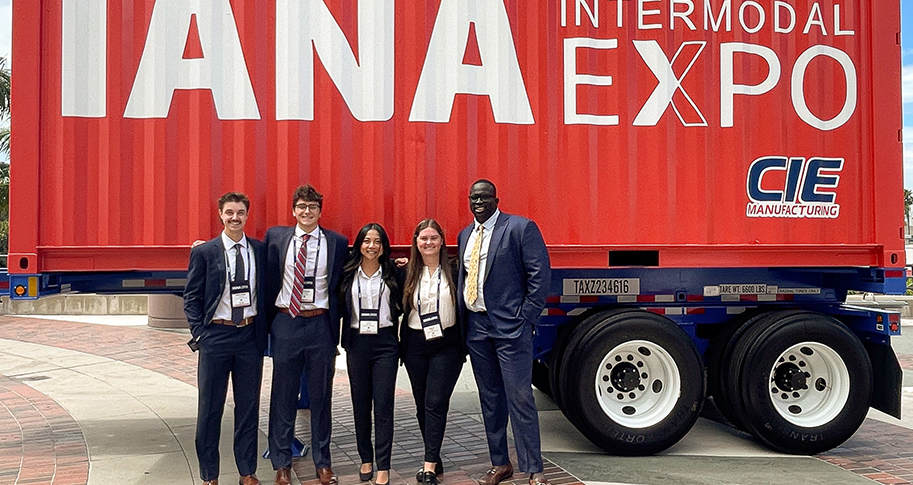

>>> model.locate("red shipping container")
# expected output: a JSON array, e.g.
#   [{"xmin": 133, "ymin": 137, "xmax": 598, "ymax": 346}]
[{"xmin": 10, "ymin": 0, "xmax": 904, "ymax": 273}]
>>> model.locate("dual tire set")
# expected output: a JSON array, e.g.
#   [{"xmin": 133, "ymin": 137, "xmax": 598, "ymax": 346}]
[{"xmin": 539, "ymin": 309, "xmax": 873, "ymax": 455}]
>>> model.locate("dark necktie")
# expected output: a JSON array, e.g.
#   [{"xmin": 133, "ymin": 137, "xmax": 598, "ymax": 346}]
[{"xmin": 232, "ymin": 243, "xmax": 245, "ymax": 324}]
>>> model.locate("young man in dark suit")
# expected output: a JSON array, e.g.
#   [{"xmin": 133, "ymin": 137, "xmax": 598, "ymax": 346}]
[
  {"xmin": 184, "ymin": 192, "xmax": 269, "ymax": 485},
  {"xmin": 264, "ymin": 185, "xmax": 349, "ymax": 485},
  {"xmin": 458, "ymin": 179, "xmax": 552, "ymax": 485}
]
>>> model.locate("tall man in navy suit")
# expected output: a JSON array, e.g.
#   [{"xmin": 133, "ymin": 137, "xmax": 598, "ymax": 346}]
[
  {"xmin": 184, "ymin": 192, "xmax": 268, "ymax": 485},
  {"xmin": 458, "ymin": 180, "xmax": 552, "ymax": 485},
  {"xmin": 264, "ymin": 185, "xmax": 348, "ymax": 485}
]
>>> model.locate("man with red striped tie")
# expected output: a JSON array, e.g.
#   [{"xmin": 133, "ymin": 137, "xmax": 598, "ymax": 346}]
[{"xmin": 264, "ymin": 185, "xmax": 349, "ymax": 485}]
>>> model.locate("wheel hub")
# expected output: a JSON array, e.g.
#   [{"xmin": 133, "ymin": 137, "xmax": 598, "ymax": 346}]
[
  {"xmin": 595, "ymin": 340, "xmax": 681, "ymax": 429},
  {"xmin": 774, "ymin": 363, "xmax": 808, "ymax": 391},
  {"xmin": 611, "ymin": 363, "xmax": 641, "ymax": 392},
  {"xmin": 766, "ymin": 341, "xmax": 850, "ymax": 427}
]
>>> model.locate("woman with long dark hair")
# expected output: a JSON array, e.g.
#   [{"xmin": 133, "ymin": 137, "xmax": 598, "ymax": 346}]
[
  {"xmin": 401, "ymin": 219, "xmax": 465, "ymax": 485},
  {"xmin": 340, "ymin": 223, "xmax": 403, "ymax": 485}
]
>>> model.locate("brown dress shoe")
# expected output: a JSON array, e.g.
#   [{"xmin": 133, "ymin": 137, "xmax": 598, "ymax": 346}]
[
  {"xmin": 240, "ymin": 474, "xmax": 261, "ymax": 485},
  {"xmin": 478, "ymin": 464, "xmax": 514, "ymax": 485},
  {"xmin": 274, "ymin": 468, "xmax": 291, "ymax": 485},
  {"xmin": 316, "ymin": 467, "xmax": 338, "ymax": 485},
  {"xmin": 203, "ymin": 480, "xmax": 219, "ymax": 485}
]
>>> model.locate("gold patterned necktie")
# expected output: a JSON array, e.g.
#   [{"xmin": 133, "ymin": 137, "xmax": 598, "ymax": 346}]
[{"xmin": 466, "ymin": 225, "xmax": 484, "ymax": 305}]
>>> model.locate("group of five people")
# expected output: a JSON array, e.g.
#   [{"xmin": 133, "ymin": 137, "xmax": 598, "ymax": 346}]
[{"xmin": 183, "ymin": 180, "xmax": 551, "ymax": 485}]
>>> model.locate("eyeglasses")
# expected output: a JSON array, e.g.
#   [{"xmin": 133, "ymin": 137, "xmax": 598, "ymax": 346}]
[
  {"xmin": 468, "ymin": 195, "xmax": 495, "ymax": 203},
  {"xmin": 295, "ymin": 203, "xmax": 321, "ymax": 212}
]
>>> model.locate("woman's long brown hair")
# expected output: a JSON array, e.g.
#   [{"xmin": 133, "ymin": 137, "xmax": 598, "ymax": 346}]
[{"xmin": 402, "ymin": 219, "xmax": 457, "ymax": 313}]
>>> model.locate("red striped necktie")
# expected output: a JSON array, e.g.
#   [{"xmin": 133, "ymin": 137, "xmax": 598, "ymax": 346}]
[{"xmin": 289, "ymin": 234, "xmax": 311, "ymax": 317}]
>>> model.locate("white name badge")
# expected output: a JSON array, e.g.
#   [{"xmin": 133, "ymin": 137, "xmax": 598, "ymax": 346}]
[
  {"xmin": 301, "ymin": 277, "xmax": 316, "ymax": 303},
  {"xmin": 420, "ymin": 311, "xmax": 443, "ymax": 340},
  {"xmin": 359, "ymin": 309, "xmax": 379, "ymax": 335},
  {"xmin": 231, "ymin": 282, "xmax": 252, "ymax": 308}
]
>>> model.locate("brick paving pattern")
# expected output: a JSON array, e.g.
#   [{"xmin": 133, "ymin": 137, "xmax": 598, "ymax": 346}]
[
  {"xmin": 0, "ymin": 317, "xmax": 583, "ymax": 485},
  {"xmin": 5, "ymin": 315, "xmax": 913, "ymax": 485},
  {"xmin": 0, "ymin": 374, "xmax": 88, "ymax": 485}
]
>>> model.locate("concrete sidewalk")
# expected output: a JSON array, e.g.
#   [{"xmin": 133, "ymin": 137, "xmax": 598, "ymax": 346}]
[{"xmin": 1, "ymin": 315, "xmax": 913, "ymax": 485}]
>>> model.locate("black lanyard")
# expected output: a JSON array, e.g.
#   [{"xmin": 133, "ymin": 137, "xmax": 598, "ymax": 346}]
[
  {"xmin": 416, "ymin": 266, "xmax": 442, "ymax": 316},
  {"xmin": 356, "ymin": 271, "xmax": 385, "ymax": 314}
]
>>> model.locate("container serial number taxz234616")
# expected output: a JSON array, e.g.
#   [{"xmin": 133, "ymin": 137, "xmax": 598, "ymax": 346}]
[{"xmin": 563, "ymin": 278, "xmax": 640, "ymax": 296}]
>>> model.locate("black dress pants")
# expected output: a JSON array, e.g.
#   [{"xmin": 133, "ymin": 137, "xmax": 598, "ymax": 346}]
[
  {"xmin": 346, "ymin": 325, "xmax": 399, "ymax": 470},
  {"xmin": 268, "ymin": 312, "xmax": 336, "ymax": 470},
  {"xmin": 196, "ymin": 323, "xmax": 263, "ymax": 481},
  {"xmin": 402, "ymin": 325, "xmax": 464, "ymax": 463}
]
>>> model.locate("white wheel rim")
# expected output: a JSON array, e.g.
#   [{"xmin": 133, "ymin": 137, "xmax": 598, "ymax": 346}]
[
  {"xmin": 594, "ymin": 340, "xmax": 681, "ymax": 429},
  {"xmin": 766, "ymin": 341, "xmax": 850, "ymax": 427}
]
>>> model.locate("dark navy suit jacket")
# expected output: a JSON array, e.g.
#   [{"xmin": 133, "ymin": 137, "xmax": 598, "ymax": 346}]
[
  {"xmin": 457, "ymin": 212, "xmax": 551, "ymax": 339},
  {"xmin": 263, "ymin": 225, "xmax": 349, "ymax": 345},
  {"xmin": 183, "ymin": 236, "xmax": 269, "ymax": 351},
  {"xmin": 340, "ymin": 266, "xmax": 405, "ymax": 351}
]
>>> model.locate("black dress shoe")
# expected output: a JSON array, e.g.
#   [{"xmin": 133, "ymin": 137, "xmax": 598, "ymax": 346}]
[
  {"xmin": 415, "ymin": 461, "xmax": 444, "ymax": 481},
  {"xmin": 422, "ymin": 471, "xmax": 439, "ymax": 485}
]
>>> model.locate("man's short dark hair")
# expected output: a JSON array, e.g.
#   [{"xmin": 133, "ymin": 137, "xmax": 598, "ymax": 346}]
[
  {"xmin": 218, "ymin": 192, "xmax": 250, "ymax": 210},
  {"xmin": 292, "ymin": 184, "xmax": 323, "ymax": 209},
  {"xmin": 472, "ymin": 179, "xmax": 497, "ymax": 196}
]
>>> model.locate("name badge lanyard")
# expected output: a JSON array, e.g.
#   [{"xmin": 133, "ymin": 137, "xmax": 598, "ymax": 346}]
[
  {"xmin": 417, "ymin": 267, "xmax": 444, "ymax": 340},
  {"xmin": 357, "ymin": 274, "xmax": 385, "ymax": 334},
  {"xmin": 295, "ymin": 230, "xmax": 321, "ymax": 303},
  {"xmin": 225, "ymin": 244, "xmax": 253, "ymax": 308}
]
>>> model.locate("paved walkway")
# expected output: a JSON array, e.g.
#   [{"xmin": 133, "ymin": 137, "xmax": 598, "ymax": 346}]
[{"xmin": 1, "ymin": 315, "xmax": 913, "ymax": 485}]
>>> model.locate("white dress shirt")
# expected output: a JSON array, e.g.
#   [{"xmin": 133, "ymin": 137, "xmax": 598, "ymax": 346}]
[
  {"xmin": 213, "ymin": 231, "xmax": 257, "ymax": 320},
  {"xmin": 407, "ymin": 265, "xmax": 457, "ymax": 331},
  {"xmin": 276, "ymin": 226, "xmax": 329, "ymax": 310},
  {"xmin": 350, "ymin": 266, "xmax": 394, "ymax": 329},
  {"xmin": 463, "ymin": 209, "xmax": 500, "ymax": 312}
]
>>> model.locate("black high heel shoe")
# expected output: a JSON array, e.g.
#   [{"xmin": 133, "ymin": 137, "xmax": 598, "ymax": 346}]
[
  {"xmin": 359, "ymin": 465, "xmax": 374, "ymax": 482},
  {"xmin": 421, "ymin": 471, "xmax": 439, "ymax": 485}
]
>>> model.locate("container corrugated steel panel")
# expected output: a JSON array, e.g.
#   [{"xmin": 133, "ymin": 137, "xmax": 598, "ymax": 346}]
[{"xmin": 10, "ymin": 0, "xmax": 904, "ymax": 272}]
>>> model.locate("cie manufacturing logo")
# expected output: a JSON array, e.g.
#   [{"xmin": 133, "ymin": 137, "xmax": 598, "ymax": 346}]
[{"xmin": 746, "ymin": 156, "xmax": 842, "ymax": 219}]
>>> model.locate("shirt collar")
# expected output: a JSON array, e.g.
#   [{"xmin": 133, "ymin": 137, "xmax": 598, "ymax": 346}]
[
  {"xmin": 221, "ymin": 232, "xmax": 248, "ymax": 250},
  {"xmin": 295, "ymin": 225, "xmax": 321, "ymax": 240},
  {"xmin": 358, "ymin": 265, "xmax": 383, "ymax": 280},
  {"xmin": 473, "ymin": 209, "xmax": 500, "ymax": 233}
]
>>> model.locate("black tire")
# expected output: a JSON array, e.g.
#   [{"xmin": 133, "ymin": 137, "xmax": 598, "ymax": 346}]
[
  {"xmin": 716, "ymin": 310, "xmax": 798, "ymax": 430},
  {"xmin": 738, "ymin": 312, "xmax": 872, "ymax": 454},
  {"xmin": 560, "ymin": 311, "xmax": 705, "ymax": 455},
  {"xmin": 532, "ymin": 360, "xmax": 552, "ymax": 396},
  {"xmin": 705, "ymin": 308, "xmax": 767, "ymax": 406},
  {"xmin": 554, "ymin": 310, "xmax": 632, "ymax": 426}
]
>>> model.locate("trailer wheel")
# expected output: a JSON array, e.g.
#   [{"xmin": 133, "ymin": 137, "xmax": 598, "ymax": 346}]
[
  {"xmin": 739, "ymin": 313, "xmax": 872, "ymax": 454},
  {"xmin": 714, "ymin": 311, "xmax": 792, "ymax": 430},
  {"xmin": 706, "ymin": 311, "xmax": 755, "ymax": 426},
  {"xmin": 554, "ymin": 310, "xmax": 632, "ymax": 425},
  {"xmin": 562, "ymin": 311, "xmax": 705, "ymax": 455}
]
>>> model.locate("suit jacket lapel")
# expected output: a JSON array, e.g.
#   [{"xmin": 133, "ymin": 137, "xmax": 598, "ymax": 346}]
[
  {"xmin": 458, "ymin": 225, "xmax": 471, "ymax": 261},
  {"xmin": 484, "ymin": 213, "xmax": 509, "ymax": 281},
  {"xmin": 324, "ymin": 227, "xmax": 337, "ymax": 278}
]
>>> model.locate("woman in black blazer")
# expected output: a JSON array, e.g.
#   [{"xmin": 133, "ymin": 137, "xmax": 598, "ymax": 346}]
[
  {"xmin": 400, "ymin": 219, "xmax": 466, "ymax": 485},
  {"xmin": 340, "ymin": 223, "xmax": 403, "ymax": 485}
]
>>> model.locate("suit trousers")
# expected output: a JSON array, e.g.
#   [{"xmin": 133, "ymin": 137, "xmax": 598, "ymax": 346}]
[
  {"xmin": 268, "ymin": 311, "xmax": 336, "ymax": 470},
  {"xmin": 466, "ymin": 311, "xmax": 543, "ymax": 473},
  {"xmin": 402, "ymin": 325, "xmax": 464, "ymax": 463},
  {"xmin": 196, "ymin": 323, "xmax": 263, "ymax": 481},
  {"xmin": 346, "ymin": 325, "xmax": 398, "ymax": 470}
]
